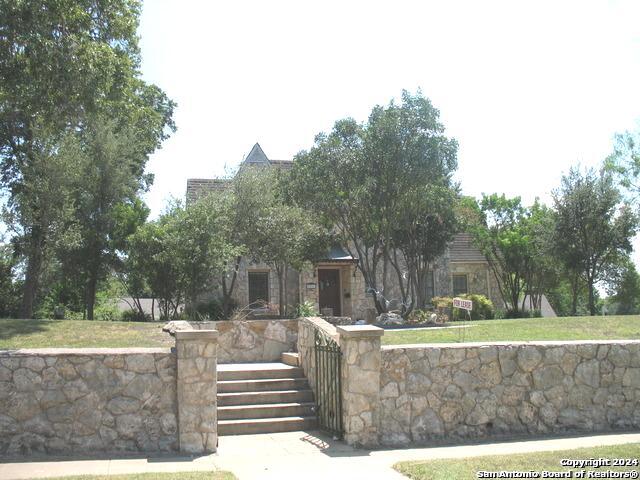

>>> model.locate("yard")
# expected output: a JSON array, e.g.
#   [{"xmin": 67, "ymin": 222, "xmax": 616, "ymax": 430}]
[
  {"xmin": 394, "ymin": 442, "xmax": 640, "ymax": 480},
  {"xmin": 382, "ymin": 314, "xmax": 640, "ymax": 345},
  {"xmin": 0, "ymin": 315, "xmax": 638, "ymax": 350},
  {"xmin": 0, "ymin": 319, "xmax": 172, "ymax": 349}
]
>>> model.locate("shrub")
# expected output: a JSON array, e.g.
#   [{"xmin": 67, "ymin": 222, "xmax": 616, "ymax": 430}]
[
  {"xmin": 121, "ymin": 309, "xmax": 152, "ymax": 322},
  {"xmin": 296, "ymin": 300, "xmax": 318, "ymax": 318},
  {"xmin": 431, "ymin": 294, "xmax": 495, "ymax": 321},
  {"xmin": 191, "ymin": 297, "xmax": 234, "ymax": 321}
]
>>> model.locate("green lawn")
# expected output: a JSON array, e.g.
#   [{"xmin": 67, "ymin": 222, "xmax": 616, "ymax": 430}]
[
  {"xmin": 44, "ymin": 472, "xmax": 235, "ymax": 480},
  {"xmin": 383, "ymin": 315, "xmax": 640, "ymax": 345},
  {"xmin": 395, "ymin": 443, "xmax": 640, "ymax": 480},
  {"xmin": 0, "ymin": 319, "xmax": 172, "ymax": 349}
]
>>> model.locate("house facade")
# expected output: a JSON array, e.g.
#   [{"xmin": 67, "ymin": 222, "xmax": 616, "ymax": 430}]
[{"xmin": 187, "ymin": 143, "xmax": 505, "ymax": 320}]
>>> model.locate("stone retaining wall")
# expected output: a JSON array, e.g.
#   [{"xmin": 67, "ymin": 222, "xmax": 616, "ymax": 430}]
[
  {"xmin": 0, "ymin": 348, "xmax": 177, "ymax": 455},
  {"xmin": 190, "ymin": 319, "xmax": 298, "ymax": 363},
  {"xmin": 297, "ymin": 317, "xmax": 338, "ymax": 397},
  {"xmin": 379, "ymin": 340, "xmax": 640, "ymax": 446}
]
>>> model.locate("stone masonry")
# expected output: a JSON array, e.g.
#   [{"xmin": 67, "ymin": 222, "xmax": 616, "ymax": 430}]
[
  {"xmin": 0, "ymin": 348, "xmax": 177, "ymax": 455},
  {"xmin": 338, "ymin": 325, "xmax": 384, "ymax": 448},
  {"xmin": 175, "ymin": 329, "xmax": 218, "ymax": 453},
  {"xmin": 379, "ymin": 340, "xmax": 640, "ymax": 446},
  {"xmin": 212, "ymin": 319, "xmax": 297, "ymax": 363}
]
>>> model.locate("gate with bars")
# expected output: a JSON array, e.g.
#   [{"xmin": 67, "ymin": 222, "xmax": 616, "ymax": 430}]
[{"xmin": 313, "ymin": 329, "xmax": 343, "ymax": 438}]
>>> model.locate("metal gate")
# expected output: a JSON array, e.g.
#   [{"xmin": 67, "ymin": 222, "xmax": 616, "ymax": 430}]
[{"xmin": 314, "ymin": 329, "xmax": 343, "ymax": 438}]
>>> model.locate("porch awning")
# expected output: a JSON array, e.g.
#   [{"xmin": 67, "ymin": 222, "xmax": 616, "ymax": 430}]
[{"xmin": 318, "ymin": 246, "xmax": 358, "ymax": 263}]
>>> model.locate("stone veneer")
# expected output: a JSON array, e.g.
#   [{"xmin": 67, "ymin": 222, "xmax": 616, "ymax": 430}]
[
  {"xmin": 297, "ymin": 317, "xmax": 384, "ymax": 448},
  {"xmin": 0, "ymin": 348, "xmax": 177, "ymax": 455},
  {"xmin": 379, "ymin": 340, "xmax": 640, "ymax": 446},
  {"xmin": 175, "ymin": 330, "xmax": 217, "ymax": 453},
  {"xmin": 190, "ymin": 319, "xmax": 297, "ymax": 363},
  {"xmin": 338, "ymin": 325, "xmax": 383, "ymax": 447}
]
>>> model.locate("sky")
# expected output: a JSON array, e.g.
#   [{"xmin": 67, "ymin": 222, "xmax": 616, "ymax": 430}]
[{"xmin": 138, "ymin": 0, "xmax": 640, "ymax": 257}]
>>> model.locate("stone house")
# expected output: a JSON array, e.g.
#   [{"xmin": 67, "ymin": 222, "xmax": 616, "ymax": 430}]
[{"xmin": 187, "ymin": 143, "xmax": 506, "ymax": 320}]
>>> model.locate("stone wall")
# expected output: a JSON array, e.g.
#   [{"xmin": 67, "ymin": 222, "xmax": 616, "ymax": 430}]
[
  {"xmin": 379, "ymin": 340, "xmax": 640, "ymax": 446},
  {"xmin": 297, "ymin": 317, "xmax": 338, "ymax": 398},
  {"xmin": 191, "ymin": 319, "xmax": 297, "ymax": 363},
  {"xmin": 297, "ymin": 318, "xmax": 384, "ymax": 448},
  {"xmin": 0, "ymin": 348, "xmax": 177, "ymax": 455}
]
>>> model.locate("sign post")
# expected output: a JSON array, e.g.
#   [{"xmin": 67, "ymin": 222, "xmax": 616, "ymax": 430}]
[{"xmin": 452, "ymin": 297, "xmax": 473, "ymax": 342}]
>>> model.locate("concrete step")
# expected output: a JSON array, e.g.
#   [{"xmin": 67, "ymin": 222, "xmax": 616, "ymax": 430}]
[
  {"xmin": 218, "ymin": 363, "xmax": 304, "ymax": 381},
  {"xmin": 218, "ymin": 416, "xmax": 317, "ymax": 435},
  {"xmin": 218, "ymin": 378, "xmax": 309, "ymax": 393},
  {"xmin": 281, "ymin": 352, "xmax": 299, "ymax": 367},
  {"xmin": 218, "ymin": 402, "xmax": 315, "ymax": 420},
  {"xmin": 218, "ymin": 389, "xmax": 314, "ymax": 406}
]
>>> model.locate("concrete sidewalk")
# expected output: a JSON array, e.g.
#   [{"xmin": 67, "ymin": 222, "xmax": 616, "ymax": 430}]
[{"xmin": 1, "ymin": 431, "xmax": 639, "ymax": 480}]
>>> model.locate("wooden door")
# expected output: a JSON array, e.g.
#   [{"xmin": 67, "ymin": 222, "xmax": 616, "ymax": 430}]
[{"xmin": 318, "ymin": 269, "xmax": 341, "ymax": 316}]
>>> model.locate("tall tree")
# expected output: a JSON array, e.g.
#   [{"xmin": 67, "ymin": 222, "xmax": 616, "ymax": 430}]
[
  {"xmin": 470, "ymin": 194, "xmax": 531, "ymax": 316},
  {"xmin": 604, "ymin": 127, "xmax": 640, "ymax": 201},
  {"xmin": 553, "ymin": 167, "xmax": 638, "ymax": 315},
  {"xmin": 288, "ymin": 90, "xmax": 458, "ymax": 316},
  {"xmin": 0, "ymin": 0, "xmax": 175, "ymax": 317}
]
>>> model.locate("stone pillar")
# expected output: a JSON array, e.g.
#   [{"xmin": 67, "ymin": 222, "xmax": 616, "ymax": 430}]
[
  {"xmin": 337, "ymin": 325, "xmax": 384, "ymax": 448},
  {"xmin": 175, "ymin": 329, "xmax": 218, "ymax": 454}
]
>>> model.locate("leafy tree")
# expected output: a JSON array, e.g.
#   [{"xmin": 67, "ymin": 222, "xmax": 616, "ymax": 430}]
[
  {"xmin": 0, "ymin": 0, "xmax": 175, "ymax": 317},
  {"xmin": 552, "ymin": 167, "xmax": 638, "ymax": 315},
  {"xmin": 57, "ymin": 118, "xmax": 151, "ymax": 319},
  {"xmin": 0, "ymin": 243, "xmax": 21, "ymax": 317},
  {"xmin": 469, "ymin": 194, "xmax": 531, "ymax": 317},
  {"xmin": 288, "ymin": 91, "xmax": 458, "ymax": 316},
  {"xmin": 604, "ymin": 256, "xmax": 640, "ymax": 315},
  {"xmin": 604, "ymin": 127, "xmax": 640, "ymax": 201},
  {"xmin": 124, "ymin": 198, "xmax": 239, "ymax": 320}
]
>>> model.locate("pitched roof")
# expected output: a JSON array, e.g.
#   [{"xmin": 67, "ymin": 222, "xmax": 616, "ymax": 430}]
[
  {"xmin": 449, "ymin": 233, "xmax": 487, "ymax": 263},
  {"xmin": 185, "ymin": 144, "xmax": 292, "ymax": 203},
  {"xmin": 186, "ymin": 178, "xmax": 229, "ymax": 205},
  {"xmin": 244, "ymin": 143, "xmax": 269, "ymax": 164}
]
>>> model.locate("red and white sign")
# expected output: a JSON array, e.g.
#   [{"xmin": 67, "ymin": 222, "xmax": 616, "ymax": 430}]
[{"xmin": 453, "ymin": 297, "xmax": 473, "ymax": 311}]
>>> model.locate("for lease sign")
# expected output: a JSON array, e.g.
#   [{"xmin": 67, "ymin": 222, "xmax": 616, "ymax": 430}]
[{"xmin": 453, "ymin": 297, "xmax": 472, "ymax": 311}]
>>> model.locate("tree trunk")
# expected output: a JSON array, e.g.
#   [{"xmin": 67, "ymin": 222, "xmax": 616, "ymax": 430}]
[
  {"xmin": 20, "ymin": 228, "xmax": 45, "ymax": 319},
  {"xmin": 278, "ymin": 266, "xmax": 285, "ymax": 318},
  {"xmin": 571, "ymin": 271, "xmax": 579, "ymax": 316},
  {"xmin": 86, "ymin": 271, "xmax": 98, "ymax": 320},
  {"xmin": 587, "ymin": 277, "xmax": 596, "ymax": 316}
]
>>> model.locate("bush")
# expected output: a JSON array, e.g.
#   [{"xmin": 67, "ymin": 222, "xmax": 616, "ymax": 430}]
[
  {"xmin": 431, "ymin": 294, "xmax": 495, "ymax": 321},
  {"xmin": 295, "ymin": 300, "xmax": 318, "ymax": 318},
  {"xmin": 121, "ymin": 309, "xmax": 151, "ymax": 322},
  {"xmin": 191, "ymin": 297, "xmax": 234, "ymax": 321}
]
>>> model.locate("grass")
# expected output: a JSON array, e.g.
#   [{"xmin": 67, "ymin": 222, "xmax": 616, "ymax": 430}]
[
  {"xmin": 1, "ymin": 315, "xmax": 639, "ymax": 350},
  {"xmin": 0, "ymin": 319, "xmax": 172, "ymax": 349},
  {"xmin": 383, "ymin": 315, "xmax": 640, "ymax": 345},
  {"xmin": 44, "ymin": 473, "xmax": 235, "ymax": 480},
  {"xmin": 395, "ymin": 442, "xmax": 640, "ymax": 480}
]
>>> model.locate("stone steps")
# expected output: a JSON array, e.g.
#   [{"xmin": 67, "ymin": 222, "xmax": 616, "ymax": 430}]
[
  {"xmin": 217, "ymin": 362, "xmax": 317, "ymax": 436},
  {"xmin": 218, "ymin": 402, "xmax": 315, "ymax": 420},
  {"xmin": 218, "ymin": 416, "xmax": 317, "ymax": 435},
  {"xmin": 281, "ymin": 352, "xmax": 299, "ymax": 367},
  {"xmin": 218, "ymin": 363, "xmax": 304, "ymax": 381},
  {"xmin": 218, "ymin": 377, "xmax": 309, "ymax": 393}
]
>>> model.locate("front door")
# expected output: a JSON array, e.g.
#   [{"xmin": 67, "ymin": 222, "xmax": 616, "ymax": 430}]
[{"xmin": 318, "ymin": 269, "xmax": 341, "ymax": 316}]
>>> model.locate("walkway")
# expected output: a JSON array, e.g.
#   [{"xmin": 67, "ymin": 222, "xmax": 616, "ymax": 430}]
[{"xmin": 1, "ymin": 431, "xmax": 639, "ymax": 480}]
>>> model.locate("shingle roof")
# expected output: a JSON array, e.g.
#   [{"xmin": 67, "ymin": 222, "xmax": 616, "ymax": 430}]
[
  {"xmin": 185, "ymin": 144, "xmax": 292, "ymax": 203},
  {"xmin": 449, "ymin": 233, "xmax": 487, "ymax": 263},
  {"xmin": 185, "ymin": 178, "xmax": 229, "ymax": 205}
]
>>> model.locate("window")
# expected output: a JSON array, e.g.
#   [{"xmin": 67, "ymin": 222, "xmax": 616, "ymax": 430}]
[
  {"xmin": 425, "ymin": 270, "xmax": 435, "ymax": 303},
  {"xmin": 452, "ymin": 274, "xmax": 468, "ymax": 296},
  {"xmin": 248, "ymin": 272, "xmax": 269, "ymax": 307}
]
